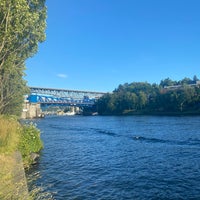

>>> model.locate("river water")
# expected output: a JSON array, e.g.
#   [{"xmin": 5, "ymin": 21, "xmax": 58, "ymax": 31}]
[{"xmin": 28, "ymin": 115, "xmax": 200, "ymax": 199}]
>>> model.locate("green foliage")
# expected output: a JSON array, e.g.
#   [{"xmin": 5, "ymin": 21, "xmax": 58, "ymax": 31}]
[
  {"xmin": 18, "ymin": 122, "xmax": 43, "ymax": 167},
  {"xmin": 0, "ymin": 0, "xmax": 46, "ymax": 116},
  {"xmin": 160, "ymin": 78, "xmax": 177, "ymax": 87},
  {"xmin": 0, "ymin": 115, "xmax": 43, "ymax": 199},
  {"xmin": 0, "ymin": 115, "xmax": 43, "ymax": 167},
  {"xmin": 96, "ymin": 76, "xmax": 200, "ymax": 115}
]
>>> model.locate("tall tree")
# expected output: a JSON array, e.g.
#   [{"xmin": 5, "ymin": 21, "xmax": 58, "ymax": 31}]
[
  {"xmin": 138, "ymin": 91, "xmax": 147, "ymax": 110},
  {"xmin": 0, "ymin": 0, "xmax": 46, "ymax": 115},
  {"xmin": 193, "ymin": 75, "xmax": 199, "ymax": 83},
  {"xmin": 160, "ymin": 78, "xmax": 177, "ymax": 88}
]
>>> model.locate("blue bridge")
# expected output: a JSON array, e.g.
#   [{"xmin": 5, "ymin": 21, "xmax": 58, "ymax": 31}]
[{"xmin": 27, "ymin": 87, "xmax": 106, "ymax": 107}]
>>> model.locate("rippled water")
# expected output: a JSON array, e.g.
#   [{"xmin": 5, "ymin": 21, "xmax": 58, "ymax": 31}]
[{"xmin": 28, "ymin": 115, "xmax": 200, "ymax": 199}]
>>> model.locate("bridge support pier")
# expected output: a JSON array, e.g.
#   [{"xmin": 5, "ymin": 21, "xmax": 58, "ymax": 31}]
[
  {"xmin": 21, "ymin": 102, "xmax": 44, "ymax": 119},
  {"xmin": 72, "ymin": 106, "xmax": 80, "ymax": 113}
]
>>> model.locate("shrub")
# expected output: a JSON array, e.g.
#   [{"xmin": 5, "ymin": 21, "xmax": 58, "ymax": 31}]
[{"xmin": 18, "ymin": 123, "xmax": 43, "ymax": 168}]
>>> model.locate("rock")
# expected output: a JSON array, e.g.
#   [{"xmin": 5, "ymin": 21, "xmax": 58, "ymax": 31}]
[{"xmin": 30, "ymin": 152, "xmax": 40, "ymax": 164}]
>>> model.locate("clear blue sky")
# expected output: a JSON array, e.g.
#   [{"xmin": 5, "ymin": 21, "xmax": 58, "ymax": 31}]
[{"xmin": 25, "ymin": 0, "xmax": 200, "ymax": 92}]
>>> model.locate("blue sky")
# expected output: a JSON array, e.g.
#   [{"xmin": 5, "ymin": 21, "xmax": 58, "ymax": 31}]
[{"xmin": 25, "ymin": 0, "xmax": 200, "ymax": 92}]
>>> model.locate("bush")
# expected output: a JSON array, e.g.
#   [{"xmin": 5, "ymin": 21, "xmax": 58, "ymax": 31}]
[{"xmin": 18, "ymin": 123, "xmax": 43, "ymax": 168}]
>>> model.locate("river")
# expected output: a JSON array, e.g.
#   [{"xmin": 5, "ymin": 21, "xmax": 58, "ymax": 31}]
[{"xmin": 27, "ymin": 115, "xmax": 200, "ymax": 199}]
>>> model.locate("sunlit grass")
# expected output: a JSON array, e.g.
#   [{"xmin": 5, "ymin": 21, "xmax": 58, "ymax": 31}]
[
  {"xmin": 0, "ymin": 115, "xmax": 44, "ymax": 199},
  {"xmin": 0, "ymin": 153, "xmax": 16, "ymax": 199},
  {"xmin": 0, "ymin": 152, "xmax": 30, "ymax": 200},
  {"xmin": 0, "ymin": 115, "xmax": 20, "ymax": 154}
]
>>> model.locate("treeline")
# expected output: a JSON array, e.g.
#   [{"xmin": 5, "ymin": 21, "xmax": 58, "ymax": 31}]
[
  {"xmin": 0, "ymin": 0, "xmax": 46, "ymax": 116},
  {"xmin": 96, "ymin": 76, "xmax": 200, "ymax": 115},
  {"xmin": 0, "ymin": 1, "xmax": 46, "ymax": 197}
]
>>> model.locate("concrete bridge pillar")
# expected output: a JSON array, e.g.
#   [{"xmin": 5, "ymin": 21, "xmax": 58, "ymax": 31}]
[{"xmin": 21, "ymin": 102, "xmax": 43, "ymax": 119}]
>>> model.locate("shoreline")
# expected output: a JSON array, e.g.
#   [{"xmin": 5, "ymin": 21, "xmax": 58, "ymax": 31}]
[{"xmin": 99, "ymin": 111, "xmax": 200, "ymax": 117}]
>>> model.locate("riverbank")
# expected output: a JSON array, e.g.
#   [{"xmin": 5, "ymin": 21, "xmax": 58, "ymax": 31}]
[
  {"xmin": 0, "ymin": 152, "xmax": 29, "ymax": 199},
  {"xmin": 128, "ymin": 111, "xmax": 200, "ymax": 116},
  {"xmin": 0, "ymin": 115, "xmax": 43, "ymax": 199},
  {"xmin": 99, "ymin": 109, "xmax": 200, "ymax": 116}
]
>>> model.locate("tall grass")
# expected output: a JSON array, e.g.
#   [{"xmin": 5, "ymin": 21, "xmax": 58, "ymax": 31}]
[
  {"xmin": 0, "ymin": 115, "xmax": 44, "ymax": 199},
  {"xmin": 0, "ymin": 115, "xmax": 43, "ymax": 166},
  {"xmin": 0, "ymin": 115, "xmax": 20, "ymax": 154}
]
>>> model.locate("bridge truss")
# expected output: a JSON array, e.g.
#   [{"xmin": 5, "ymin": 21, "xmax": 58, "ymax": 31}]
[
  {"xmin": 30, "ymin": 87, "xmax": 105, "ymax": 99},
  {"xmin": 28, "ymin": 87, "xmax": 106, "ymax": 107}
]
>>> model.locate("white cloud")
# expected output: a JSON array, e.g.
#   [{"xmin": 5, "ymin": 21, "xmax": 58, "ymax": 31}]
[{"xmin": 57, "ymin": 73, "xmax": 68, "ymax": 78}]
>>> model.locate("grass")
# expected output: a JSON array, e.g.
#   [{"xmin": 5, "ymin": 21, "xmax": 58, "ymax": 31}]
[
  {"xmin": 0, "ymin": 115, "xmax": 44, "ymax": 199},
  {"xmin": 0, "ymin": 153, "xmax": 31, "ymax": 200},
  {"xmin": 0, "ymin": 153, "xmax": 15, "ymax": 199},
  {"xmin": 0, "ymin": 115, "xmax": 43, "ymax": 166},
  {"xmin": 0, "ymin": 115, "xmax": 20, "ymax": 154}
]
